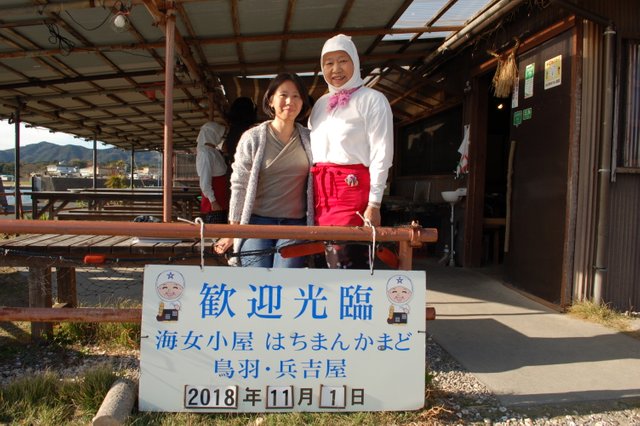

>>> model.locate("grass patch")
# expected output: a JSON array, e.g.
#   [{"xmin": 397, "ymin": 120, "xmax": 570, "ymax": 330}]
[
  {"xmin": 567, "ymin": 300, "xmax": 635, "ymax": 334},
  {"xmin": 0, "ymin": 300, "xmax": 450, "ymax": 424},
  {"xmin": 0, "ymin": 365, "xmax": 448, "ymax": 426},
  {"xmin": 54, "ymin": 321, "xmax": 140, "ymax": 349},
  {"xmin": 0, "ymin": 365, "xmax": 117, "ymax": 424}
]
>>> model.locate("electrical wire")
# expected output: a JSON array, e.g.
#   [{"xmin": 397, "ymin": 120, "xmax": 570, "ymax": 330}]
[
  {"xmin": 46, "ymin": 22, "xmax": 75, "ymax": 55},
  {"xmin": 64, "ymin": 7, "xmax": 113, "ymax": 32}
]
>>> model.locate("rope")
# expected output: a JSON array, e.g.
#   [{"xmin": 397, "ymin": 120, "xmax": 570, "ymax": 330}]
[
  {"xmin": 178, "ymin": 217, "xmax": 205, "ymax": 269},
  {"xmin": 357, "ymin": 212, "xmax": 376, "ymax": 275}
]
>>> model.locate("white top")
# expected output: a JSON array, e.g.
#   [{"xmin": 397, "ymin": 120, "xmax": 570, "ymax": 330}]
[
  {"xmin": 308, "ymin": 87, "xmax": 393, "ymax": 204},
  {"xmin": 195, "ymin": 121, "xmax": 227, "ymax": 204}
]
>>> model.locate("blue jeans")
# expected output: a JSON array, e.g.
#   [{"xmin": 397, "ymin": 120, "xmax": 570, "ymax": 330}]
[{"xmin": 238, "ymin": 215, "xmax": 307, "ymax": 268}]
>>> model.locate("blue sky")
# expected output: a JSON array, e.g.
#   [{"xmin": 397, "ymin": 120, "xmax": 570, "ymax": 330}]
[{"xmin": 0, "ymin": 120, "xmax": 112, "ymax": 151}]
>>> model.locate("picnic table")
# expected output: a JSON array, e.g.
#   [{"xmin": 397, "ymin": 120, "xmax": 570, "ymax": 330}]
[
  {"xmin": 0, "ymin": 220, "xmax": 438, "ymax": 340},
  {"xmin": 30, "ymin": 188, "xmax": 200, "ymax": 220},
  {"xmin": 0, "ymin": 232, "xmax": 224, "ymax": 338}
]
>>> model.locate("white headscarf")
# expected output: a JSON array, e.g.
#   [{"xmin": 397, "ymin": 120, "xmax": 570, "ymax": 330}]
[
  {"xmin": 196, "ymin": 121, "xmax": 227, "ymax": 201},
  {"xmin": 320, "ymin": 34, "xmax": 364, "ymax": 94}
]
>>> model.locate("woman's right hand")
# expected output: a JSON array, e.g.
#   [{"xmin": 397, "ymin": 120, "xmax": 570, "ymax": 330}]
[
  {"xmin": 209, "ymin": 200, "xmax": 224, "ymax": 211},
  {"xmin": 214, "ymin": 238, "xmax": 233, "ymax": 254}
]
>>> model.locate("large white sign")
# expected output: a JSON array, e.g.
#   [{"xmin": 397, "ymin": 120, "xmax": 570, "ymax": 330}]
[{"xmin": 139, "ymin": 265, "xmax": 426, "ymax": 412}]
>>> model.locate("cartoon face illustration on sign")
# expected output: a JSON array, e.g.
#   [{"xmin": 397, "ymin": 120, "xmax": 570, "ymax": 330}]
[
  {"xmin": 155, "ymin": 270, "xmax": 185, "ymax": 322},
  {"xmin": 386, "ymin": 275, "xmax": 414, "ymax": 325}
]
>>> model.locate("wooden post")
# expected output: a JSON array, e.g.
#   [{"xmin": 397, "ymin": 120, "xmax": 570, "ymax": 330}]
[
  {"xmin": 162, "ymin": 5, "xmax": 176, "ymax": 222},
  {"xmin": 13, "ymin": 102, "xmax": 22, "ymax": 219},
  {"xmin": 92, "ymin": 132, "xmax": 98, "ymax": 189},
  {"xmin": 398, "ymin": 241, "xmax": 413, "ymax": 270},
  {"xmin": 56, "ymin": 267, "xmax": 77, "ymax": 308},
  {"xmin": 28, "ymin": 267, "xmax": 53, "ymax": 339}
]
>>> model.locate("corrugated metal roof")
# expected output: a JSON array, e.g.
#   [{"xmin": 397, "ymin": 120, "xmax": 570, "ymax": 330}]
[{"xmin": 0, "ymin": 0, "xmax": 499, "ymax": 151}]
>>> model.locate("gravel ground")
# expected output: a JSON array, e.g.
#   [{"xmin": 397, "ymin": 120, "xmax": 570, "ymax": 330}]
[{"xmin": 1, "ymin": 336, "xmax": 639, "ymax": 425}]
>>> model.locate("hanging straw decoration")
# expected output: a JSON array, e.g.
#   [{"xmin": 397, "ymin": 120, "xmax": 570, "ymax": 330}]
[{"xmin": 488, "ymin": 38, "xmax": 521, "ymax": 98}]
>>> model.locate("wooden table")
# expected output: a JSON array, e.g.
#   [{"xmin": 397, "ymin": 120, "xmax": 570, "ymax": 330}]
[
  {"xmin": 30, "ymin": 188, "xmax": 200, "ymax": 220},
  {"xmin": 483, "ymin": 217, "xmax": 506, "ymax": 264},
  {"xmin": 0, "ymin": 233, "xmax": 224, "ymax": 338}
]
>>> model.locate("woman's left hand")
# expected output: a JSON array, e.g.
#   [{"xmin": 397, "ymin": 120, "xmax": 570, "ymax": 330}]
[{"xmin": 364, "ymin": 205, "xmax": 381, "ymax": 227}]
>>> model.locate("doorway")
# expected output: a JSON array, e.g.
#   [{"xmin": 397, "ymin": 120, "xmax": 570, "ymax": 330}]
[{"xmin": 483, "ymin": 93, "xmax": 511, "ymax": 264}]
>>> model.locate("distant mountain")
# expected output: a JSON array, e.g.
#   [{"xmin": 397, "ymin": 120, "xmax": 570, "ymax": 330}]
[{"xmin": 0, "ymin": 141, "xmax": 161, "ymax": 165}]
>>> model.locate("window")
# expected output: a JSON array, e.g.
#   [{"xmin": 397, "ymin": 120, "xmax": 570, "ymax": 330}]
[{"xmin": 619, "ymin": 40, "xmax": 640, "ymax": 169}]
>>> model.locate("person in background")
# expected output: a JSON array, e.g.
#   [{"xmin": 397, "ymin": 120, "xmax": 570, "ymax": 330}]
[
  {"xmin": 214, "ymin": 73, "xmax": 314, "ymax": 267},
  {"xmin": 195, "ymin": 121, "xmax": 230, "ymax": 224},
  {"xmin": 308, "ymin": 34, "xmax": 394, "ymax": 268},
  {"xmin": 224, "ymin": 96, "xmax": 258, "ymax": 165}
]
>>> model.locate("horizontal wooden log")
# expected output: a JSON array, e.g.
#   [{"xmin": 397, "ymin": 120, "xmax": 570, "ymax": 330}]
[
  {"xmin": 0, "ymin": 307, "xmax": 434, "ymax": 323},
  {"xmin": 57, "ymin": 212, "xmax": 160, "ymax": 221},
  {"xmin": 426, "ymin": 307, "xmax": 436, "ymax": 321},
  {"xmin": 0, "ymin": 220, "xmax": 438, "ymax": 244},
  {"xmin": 0, "ymin": 307, "xmax": 141, "ymax": 323}
]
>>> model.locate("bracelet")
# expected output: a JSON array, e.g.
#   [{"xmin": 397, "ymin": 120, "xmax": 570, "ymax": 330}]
[{"xmin": 367, "ymin": 201, "xmax": 381, "ymax": 209}]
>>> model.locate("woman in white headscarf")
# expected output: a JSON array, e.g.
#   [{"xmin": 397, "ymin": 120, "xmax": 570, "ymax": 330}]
[
  {"xmin": 308, "ymin": 34, "xmax": 394, "ymax": 268},
  {"xmin": 196, "ymin": 121, "xmax": 230, "ymax": 224}
]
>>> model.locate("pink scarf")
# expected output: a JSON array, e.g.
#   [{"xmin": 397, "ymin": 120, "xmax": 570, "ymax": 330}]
[{"xmin": 327, "ymin": 86, "xmax": 361, "ymax": 112}]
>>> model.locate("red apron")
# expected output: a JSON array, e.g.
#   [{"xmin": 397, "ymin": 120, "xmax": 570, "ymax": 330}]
[
  {"xmin": 200, "ymin": 174, "xmax": 230, "ymax": 213},
  {"xmin": 311, "ymin": 163, "xmax": 369, "ymax": 226}
]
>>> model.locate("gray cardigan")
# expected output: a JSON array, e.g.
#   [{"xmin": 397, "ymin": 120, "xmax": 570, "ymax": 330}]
[{"xmin": 228, "ymin": 121, "xmax": 315, "ymax": 256}]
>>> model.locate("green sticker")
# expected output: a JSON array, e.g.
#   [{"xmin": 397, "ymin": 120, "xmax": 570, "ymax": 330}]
[
  {"xmin": 523, "ymin": 108, "xmax": 532, "ymax": 120},
  {"xmin": 513, "ymin": 110, "xmax": 523, "ymax": 127},
  {"xmin": 525, "ymin": 63, "xmax": 535, "ymax": 79}
]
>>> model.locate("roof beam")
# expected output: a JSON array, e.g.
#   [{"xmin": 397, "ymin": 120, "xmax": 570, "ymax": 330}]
[
  {"xmin": 334, "ymin": 0, "xmax": 356, "ymax": 28},
  {"xmin": 0, "ymin": 70, "xmax": 161, "ymax": 91},
  {"xmin": 278, "ymin": 0, "xmax": 297, "ymax": 70},
  {"xmin": 229, "ymin": 0, "xmax": 247, "ymax": 76},
  {"xmin": 363, "ymin": 0, "xmax": 413, "ymax": 55},
  {"xmin": 141, "ymin": 0, "xmax": 206, "ymax": 87},
  {"xmin": 3, "ymin": 81, "xmax": 198, "ymax": 102},
  {"xmin": 209, "ymin": 51, "xmax": 426, "ymax": 72},
  {"xmin": 397, "ymin": 0, "xmax": 459, "ymax": 53},
  {"xmin": 0, "ymin": 25, "xmax": 460, "ymax": 61},
  {"xmin": 196, "ymin": 25, "xmax": 462, "ymax": 45}
]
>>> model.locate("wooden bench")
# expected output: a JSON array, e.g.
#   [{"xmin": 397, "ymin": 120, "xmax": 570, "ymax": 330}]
[{"xmin": 57, "ymin": 210, "xmax": 164, "ymax": 221}]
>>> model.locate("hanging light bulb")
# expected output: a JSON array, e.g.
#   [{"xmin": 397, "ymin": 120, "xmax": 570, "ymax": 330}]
[{"xmin": 110, "ymin": 2, "xmax": 131, "ymax": 33}]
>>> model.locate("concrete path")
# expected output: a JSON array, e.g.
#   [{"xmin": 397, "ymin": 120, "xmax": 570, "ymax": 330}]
[{"xmin": 417, "ymin": 259, "xmax": 640, "ymax": 407}]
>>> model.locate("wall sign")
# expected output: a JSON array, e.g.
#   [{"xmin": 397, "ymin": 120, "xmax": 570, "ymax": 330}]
[
  {"xmin": 544, "ymin": 55, "xmax": 562, "ymax": 89},
  {"xmin": 513, "ymin": 110, "xmax": 523, "ymax": 127},
  {"xmin": 524, "ymin": 63, "xmax": 535, "ymax": 99},
  {"xmin": 139, "ymin": 265, "xmax": 426, "ymax": 413}
]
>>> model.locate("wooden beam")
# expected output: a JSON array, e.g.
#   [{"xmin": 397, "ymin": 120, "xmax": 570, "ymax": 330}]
[
  {"xmin": 0, "ymin": 220, "xmax": 438, "ymax": 245},
  {"xmin": 0, "ymin": 307, "xmax": 142, "ymax": 323},
  {"xmin": 3, "ymin": 81, "xmax": 198, "ymax": 101},
  {"xmin": 364, "ymin": 0, "xmax": 413, "ymax": 56},
  {"xmin": 334, "ymin": 0, "xmax": 356, "ymax": 28},
  {"xmin": 397, "ymin": 0, "xmax": 459, "ymax": 53},
  {"xmin": 142, "ymin": 0, "xmax": 207, "ymax": 87},
  {"xmin": 230, "ymin": 0, "xmax": 247, "ymax": 75},
  {"xmin": 209, "ymin": 51, "xmax": 426, "ymax": 72},
  {"xmin": 279, "ymin": 0, "xmax": 297, "ymax": 67},
  {"xmin": 196, "ymin": 25, "xmax": 463, "ymax": 45},
  {"xmin": 0, "ymin": 25, "xmax": 462, "ymax": 61},
  {"xmin": 0, "ymin": 70, "xmax": 161, "ymax": 91}
]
